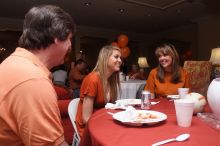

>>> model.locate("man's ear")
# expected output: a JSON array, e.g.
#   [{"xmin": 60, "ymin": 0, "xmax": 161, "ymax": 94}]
[{"xmin": 54, "ymin": 38, "xmax": 60, "ymax": 44}]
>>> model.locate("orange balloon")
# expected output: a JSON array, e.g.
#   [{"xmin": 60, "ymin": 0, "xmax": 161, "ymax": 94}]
[
  {"xmin": 121, "ymin": 46, "xmax": 130, "ymax": 58},
  {"xmin": 117, "ymin": 34, "xmax": 128, "ymax": 48},
  {"xmin": 111, "ymin": 42, "xmax": 119, "ymax": 47}
]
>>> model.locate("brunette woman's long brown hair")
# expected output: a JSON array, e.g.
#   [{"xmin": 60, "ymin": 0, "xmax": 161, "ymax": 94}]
[{"xmin": 155, "ymin": 43, "xmax": 182, "ymax": 83}]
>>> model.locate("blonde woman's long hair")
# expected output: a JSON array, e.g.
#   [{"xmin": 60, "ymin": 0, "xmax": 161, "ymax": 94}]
[{"xmin": 93, "ymin": 45, "xmax": 121, "ymax": 102}]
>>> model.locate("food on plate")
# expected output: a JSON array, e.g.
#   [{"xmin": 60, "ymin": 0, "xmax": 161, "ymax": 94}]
[
  {"xmin": 134, "ymin": 112, "xmax": 159, "ymax": 122},
  {"xmin": 113, "ymin": 110, "xmax": 167, "ymax": 126}
]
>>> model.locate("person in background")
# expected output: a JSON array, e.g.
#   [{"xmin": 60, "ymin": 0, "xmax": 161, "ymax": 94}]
[
  {"xmin": 75, "ymin": 45, "xmax": 122, "ymax": 138},
  {"xmin": 0, "ymin": 5, "xmax": 75, "ymax": 146},
  {"xmin": 139, "ymin": 68, "xmax": 147, "ymax": 80},
  {"xmin": 51, "ymin": 49, "xmax": 72, "ymax": 87},
  {"xmin": 127, "ymin": 64, "xmax": 145, "ymax": 80},
  {"xmin": 68, "ymin": 59, "xmax": 87, "ymax": 98},
  {"xmin": 51, "ymin": 64, "xmax": 69, "ymax": 87},
  {"xmin": 144, "ymin": 43, "xmax": 190, "ymax": 98}
]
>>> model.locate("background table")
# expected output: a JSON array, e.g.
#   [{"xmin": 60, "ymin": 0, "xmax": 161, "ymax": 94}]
[
  {"xmin": 119, "ymin": 79, "xmax": 146, "ymax": 99},
  {"xmin": 80, "ymin": 98, "xmax": 220, "ymax": 146}
]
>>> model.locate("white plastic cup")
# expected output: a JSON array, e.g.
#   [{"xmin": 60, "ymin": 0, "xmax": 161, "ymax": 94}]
[
  {"xmin": 178, "ymin": 88, "xmax": 189, "ymax": 98},
  {"xmin": 174, "ymin": 99, "xmax": 195, "ymax": 127},
  {"xmin": 119, "ymin": 72, "xmax": 125, "ymax": 81},
  {"xmin": 126, "ymin": 76, "xmax": 129, "ymax": 81}
]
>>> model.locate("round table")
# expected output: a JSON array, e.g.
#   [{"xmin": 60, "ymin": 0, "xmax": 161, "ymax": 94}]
[{"xmin": 80, "ymin": 98, "xmax": 220, "ymax": 146}]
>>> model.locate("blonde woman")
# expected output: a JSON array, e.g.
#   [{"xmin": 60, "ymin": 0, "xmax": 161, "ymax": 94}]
[
  {"xmin": 75, "ymin": 45, "xmax": 122, "ymax": 137},
  {"xmin": 144, "ymin": 43, "xmax": 190, "ymax": 98}
]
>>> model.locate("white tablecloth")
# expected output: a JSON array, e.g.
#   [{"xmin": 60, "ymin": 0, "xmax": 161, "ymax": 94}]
[{"xmin": 119, "ymin": 80, "xmax": 146, "ymax": 99}]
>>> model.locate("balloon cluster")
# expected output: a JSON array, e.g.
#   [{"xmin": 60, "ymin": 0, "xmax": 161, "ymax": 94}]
[{"xmin": 111, "ymin": 34, "xmax": 130, "ymax": 58}]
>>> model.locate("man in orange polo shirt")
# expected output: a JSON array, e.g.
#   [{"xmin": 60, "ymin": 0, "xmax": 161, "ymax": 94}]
[{"xmin": 0, "ymin": 5, "xmax": 75, "ymax": 146}]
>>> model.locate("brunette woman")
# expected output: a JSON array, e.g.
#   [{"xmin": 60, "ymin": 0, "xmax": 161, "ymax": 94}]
[{"xmin": 144, "ymin": 43, "xmax": 190, "ymax": 98}]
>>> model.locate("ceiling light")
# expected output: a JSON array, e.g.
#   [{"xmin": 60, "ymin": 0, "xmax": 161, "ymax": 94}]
[
  {"xmin": 0, "ymin": 48, "xmax": 6, "ymax": 53},
  {"xmin": 118, "ymin": 8, "xmax": 125, "ymax": 13},
  {"xmin": 84, "ymin": 2, "xmax": 91, "ymax": 6}
]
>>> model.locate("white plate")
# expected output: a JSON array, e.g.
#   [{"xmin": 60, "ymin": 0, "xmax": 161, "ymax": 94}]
[
  {"xmin": 167, "ymin": 95, "xmax": 180, "ymax": 99},
  {"xmin": 113, "ymin": 110, "xmax": 167, "ymax": 126},
  {"xmin": 105, "ymin": 103, "xmax": 127, "ymax": 110},
  {"xmin": 116, "ymin": 99, "xmax": 141, "ymax": 106}
]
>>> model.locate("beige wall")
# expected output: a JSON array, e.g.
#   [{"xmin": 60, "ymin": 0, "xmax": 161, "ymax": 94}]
[
  {"xmin": 142, "ymin": 15, "xmax": 220, "ymax": 62},
  {"xmin": 154, "ymin": 24, "xmax": 198, "ymax": 59},
  {"xmin": 75, "ymin": 25, "xmax": 152, "ymax": 67},
  {"xmin": 197, "ymin": 16, "xmax": 220, "ymax": 60},
  {"xmin": 1, "ymin": 15, "xmax": 220, "ymax": 63},
  {"xmin": 75, "ymin": 25, "xmax": 150, "ymax": 50},
  {"xmin": 139, "ymin": 24, "xmax": 198, "ymax": 67}
]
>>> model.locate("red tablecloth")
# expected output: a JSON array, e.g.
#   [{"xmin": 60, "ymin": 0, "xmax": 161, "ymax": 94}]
[{"xmin": 80, "ymin": 98, "xmax": 220, "ymax": 146}]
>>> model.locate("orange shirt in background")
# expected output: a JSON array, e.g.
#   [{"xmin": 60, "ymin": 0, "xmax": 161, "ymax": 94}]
[
  {"xmin": 76, "ymin": 72, "xmax": 110, "ymax": 137},
  {"xmin": 69, "ymin": 66, "xmax": 86, "ymax": 89},
  {"xmin": 144, "ymin": 68, "xmax": 190, "ymax": 97}
]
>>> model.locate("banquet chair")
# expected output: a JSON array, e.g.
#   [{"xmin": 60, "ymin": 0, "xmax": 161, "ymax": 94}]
[
  {"xmin": 68, "ymin": 98, "xmax": 80, "ymax": 146},
  {"xmin": 136, "ymin": 83, "xmax": 146, "ymax": 99},
  {"xmin": 183, "ymin": 61, "xmax": 212, "ymax": 96}
]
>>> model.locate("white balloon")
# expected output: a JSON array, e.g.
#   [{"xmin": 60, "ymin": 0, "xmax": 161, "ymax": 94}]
[{"xmin": 185, "ymin": 92, "xmax": 206, "ymax": 114}]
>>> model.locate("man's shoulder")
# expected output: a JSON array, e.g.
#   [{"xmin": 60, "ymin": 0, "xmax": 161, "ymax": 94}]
[{"xmin": 0, "ymin": 56, "xmax": 50, "ymax": 91}]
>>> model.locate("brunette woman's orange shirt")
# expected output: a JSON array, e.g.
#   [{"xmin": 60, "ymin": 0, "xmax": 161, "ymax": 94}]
[
  {"xmin": 144, "ymin": 68, "xmax": 190, "ymax": 97},
  {"xmin": 75, "ymin": 72, "xmax": 109, "ymax": 137}
]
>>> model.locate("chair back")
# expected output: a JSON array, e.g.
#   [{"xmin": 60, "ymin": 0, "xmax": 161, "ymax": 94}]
[
  {"xmin": 183, "ymin": 61, "xmax": 212, "ymax": 96},
  {"xmin": 136, "ymin": 83, "xmax": 146, "ymax": 99},
  {"xmin": 68, "ymin": 98, "xmax": 80, "ymax": 145}
]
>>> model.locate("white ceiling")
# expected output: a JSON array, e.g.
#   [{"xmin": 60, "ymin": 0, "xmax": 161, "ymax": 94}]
[{"xmin": 0, "ymin": 0, "xmax": 219, "ymax": 33}]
